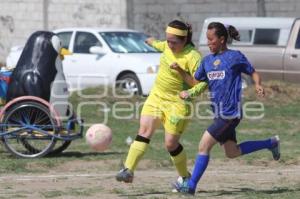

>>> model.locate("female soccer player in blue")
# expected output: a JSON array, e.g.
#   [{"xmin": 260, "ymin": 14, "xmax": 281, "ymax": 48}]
[{"xmin": 172, "ymin": 22, "xmax": 280, "ymax": 195}]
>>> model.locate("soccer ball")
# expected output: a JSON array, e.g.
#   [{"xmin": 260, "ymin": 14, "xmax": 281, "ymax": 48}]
[{"xmin": 85, "ymin": 124, "xmax": 112, "ymax": 151}]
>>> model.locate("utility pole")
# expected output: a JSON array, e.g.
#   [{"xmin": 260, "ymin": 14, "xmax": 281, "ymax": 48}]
[
  {"xmin": 43, "ymin": 0, "xmax": 49, "ymax": 30},
  {"xmin": 257, "ymin": 0, "xmax": 266, "ymax": 17},
  {"xmin": 126, "ymin": 0, "xmax": 134, "ymax": 29}
]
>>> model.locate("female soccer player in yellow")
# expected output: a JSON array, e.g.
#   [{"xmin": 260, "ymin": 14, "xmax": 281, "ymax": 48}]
[{"xmin": 116, "ymin": 20, "xmax": 207, "ymax": 183}]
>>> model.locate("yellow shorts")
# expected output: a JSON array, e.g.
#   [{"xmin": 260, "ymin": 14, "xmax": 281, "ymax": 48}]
[{"xmin": 141, "ymin": 93, "xmax": 191, "ymax": 135}]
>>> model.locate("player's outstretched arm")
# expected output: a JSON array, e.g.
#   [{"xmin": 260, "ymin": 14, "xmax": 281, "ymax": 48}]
[
  {"xmin": 145, "ymin": 37, "xmax": 155, "ymax": 46},
  {"xmin": 170, "ymin": 62, "xmax": 198, "ymax": 87},
  {"xmin": 251, "ymin": 71, "xmax": 265, "ymax": 97},
  {"xmin": 179, "ymin": 81, "xmax": 208, "ymax": 99}
]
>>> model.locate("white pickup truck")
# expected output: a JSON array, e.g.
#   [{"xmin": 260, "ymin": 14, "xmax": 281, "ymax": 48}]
[{"xmin": 199, "ymin": 17, "xmax": 300, "ymax": 86}]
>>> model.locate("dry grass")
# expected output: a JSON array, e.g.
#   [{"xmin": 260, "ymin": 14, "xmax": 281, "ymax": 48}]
[
  {"xmin": 70, "ymin": 81, "xmax": 300, "ymax": 105},
  {"xmin": 244, "ymin": 81, "xmax": 300, "ymax": 106}
]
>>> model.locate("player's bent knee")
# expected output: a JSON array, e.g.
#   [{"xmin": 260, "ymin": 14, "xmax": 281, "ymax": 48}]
[
  {"xmin": 225, "ymin": 151, "xmax": 239, "ymax": 159},
  {"xmin": 138, "ymin": 127, "xmax": 154, "ymax": 138},
  {"xmin": 165, "ymin": 141, "xmax": 178, "ymax": 151},
  {"xmin": 225, "ymin": 153, "xmax": 236, "ymax": 159}
]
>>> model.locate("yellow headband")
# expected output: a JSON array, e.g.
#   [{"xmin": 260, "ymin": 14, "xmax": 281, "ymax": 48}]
[{"xmin": 166, "ymin": 26, "xmax": 188, "ymax": 36}]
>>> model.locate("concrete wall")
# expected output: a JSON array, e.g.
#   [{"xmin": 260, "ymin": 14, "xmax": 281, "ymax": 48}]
[
  {"xmin": 0, "ymin": 0, "xmax": 127, "ymax": 63},
  {"xmin": 0, "ymin": 0, "xmax": 42, "ymax": 63},
  {"xmin": 129, "ymin": 0, "xmax": 299, "ymax": 45},
  {"xmin": 47, "ymin": 0, "xmax": 127, "ymax": 30},
  {"xmin": 0, "ymin": 0, "xmax": 299, "ymax": 63}
]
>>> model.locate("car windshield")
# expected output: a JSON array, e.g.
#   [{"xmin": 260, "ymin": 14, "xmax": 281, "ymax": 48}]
[{"xmin": 99, "ymin": 32, "xmax": 158, "ymax": 53}]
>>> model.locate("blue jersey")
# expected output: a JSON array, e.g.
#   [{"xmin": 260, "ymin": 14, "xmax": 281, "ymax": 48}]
[{"xmin": 194, "ymin": 49, "xmax": 255, "ymax": 118}]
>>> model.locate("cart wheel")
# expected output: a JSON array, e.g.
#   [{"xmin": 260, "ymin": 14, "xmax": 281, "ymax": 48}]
[
  {"xmin": 20, "ymin": 139, "xmax": 72, "ymax": 156},
  {"xmin": 47, "ymin": 106, "xmax": 75, "ymax": 155},
  {"xmin": 47, "ymin": 140, "xmax": 71, "ymax": 155},
  {"xmin": 2, "ymin": 101, "xmax": 58, "ymax": 158},
  {"xmin": 15, "ymin": 107, "xmax": 76, "ymax": 156}
]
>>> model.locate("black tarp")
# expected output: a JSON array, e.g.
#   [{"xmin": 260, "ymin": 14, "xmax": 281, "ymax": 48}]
[{"xmin": 7, "ymin": 31, "xmax": 58, "ymax": 102}]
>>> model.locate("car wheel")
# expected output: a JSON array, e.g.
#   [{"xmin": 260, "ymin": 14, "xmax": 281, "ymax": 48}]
[{"xmin": 116, "ymin": 73, "xmax": 142, "ymax": 95}]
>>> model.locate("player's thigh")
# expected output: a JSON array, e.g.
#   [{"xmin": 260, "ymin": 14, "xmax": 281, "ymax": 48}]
[
  {"xmin": 139, "ymin": 94, "xmax": 162, "ymax": 138},
  {"xmin": 163, "ymin": 101, "xmax": 191, "ymax": 135},
  {"xmin": 207, "ymin": 118, "xmax": 240, "ymax": 144},
  {"xmin": 141, "ymin": 93, "xmax": 162, "ymax": 118},
  {"xmin": 138, "ymin": 115, "xmax": 161, "ymax": 138}
]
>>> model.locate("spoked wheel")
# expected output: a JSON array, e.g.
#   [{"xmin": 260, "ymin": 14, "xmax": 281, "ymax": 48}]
[
  {"xmin": 46, "ymin": 107, "xmax": 76, "ymax": 155},
  {"xmin": 21, "ymin": 139, "xmax": 72, "ymax": 156},
  {"xmin": 2, "ymin": 101, "xmax": 58, "ymax": 158},
  {"xmin": 19, "ymin": 105, "xmax": 75, "ymax": 156},
  {"xmin": 47, "ymin": 140, "xmax": 71, "ymax": 155}
]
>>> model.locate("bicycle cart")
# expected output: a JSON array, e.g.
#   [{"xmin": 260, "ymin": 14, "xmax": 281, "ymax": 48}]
[
  {"xmin": 0, "ymin": 31, "xmax": 84, "ymax": 158},
  {"xmin": 0, "ymin": 96, "xmax": 83, "ymax": 158}
]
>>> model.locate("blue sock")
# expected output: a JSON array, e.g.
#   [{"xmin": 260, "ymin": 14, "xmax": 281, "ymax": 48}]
[
  {"xmin": 239, "ymin": 138, "xmax": 272, "ymax": 155},
  {"xmin": 188, "ymin": 154, "xmax": 209, "ymax": 191}
]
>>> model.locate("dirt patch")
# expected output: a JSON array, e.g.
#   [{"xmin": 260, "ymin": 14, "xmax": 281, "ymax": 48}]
[
  {"xmin": 243, "ymin": 81, "xmax": 300, "ymax": 106},
  {"xmin": 0, "ymin": 159, "xmax": 299, "ymax": 199}
]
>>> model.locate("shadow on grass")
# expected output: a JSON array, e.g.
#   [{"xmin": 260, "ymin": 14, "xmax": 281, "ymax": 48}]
[
  {"xmin": 0, "ymin": 149, "xmax": 124, "ymax": 159},
  {"xmin": 120, "ymin": 191, "xmax": 168, "ymax": 197},
  {"xmin": 46, "ymin": 151, "xmax": 124, "ymax": 158},
  {"xmin": 120, "ymin": 187, "xmax": 299, "ymax": 198},
  {"xmin": 201, "ymin": 186, "xmax": 300, "ymax": 197}
]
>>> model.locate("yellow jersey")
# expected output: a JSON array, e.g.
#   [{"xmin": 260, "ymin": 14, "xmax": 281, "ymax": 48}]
[{"xmin": 150, "ymin": 40, "xmax": 201, "ymax": 100}]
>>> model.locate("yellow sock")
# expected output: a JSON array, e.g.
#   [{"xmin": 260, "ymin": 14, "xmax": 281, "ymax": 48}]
[
  {"xmin": 170, "ymin": 149, "xmax": 189, "ymax": 177},
  {"xmin": 124, "ymin": 140, "xmax": 148, "ymax": 172}
]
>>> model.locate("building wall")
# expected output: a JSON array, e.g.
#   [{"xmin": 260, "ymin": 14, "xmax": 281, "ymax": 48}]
[
  {"xmin": 129, "ymin": 0, "xmax": 299, "ymax": 45},
  {"xmin": 0, "ymin": 0, "xmax": 42, "ymax": 63},
  {"xmin": 0, "ymin": 0, "xmax": 127, "ymax": 63},
  {"xmin": 0, "ymin": 0, "xmax": 299, "ymax": 63}
]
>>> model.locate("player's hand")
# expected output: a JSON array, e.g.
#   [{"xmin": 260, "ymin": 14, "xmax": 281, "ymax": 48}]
[
  {"xmin": 179, "ymin": 90, "xmax": 190, "ymax": 100},
  {"xmin": 255, "ymin": 84, "xmax": 265, "ymax": 97},
  {"xmin": 170, "ymin": 62, "xmax": 181, "ymax": 71},
  {"xmin": 145, "ymin": 37, "xmax": 155, "ymax": 45}
]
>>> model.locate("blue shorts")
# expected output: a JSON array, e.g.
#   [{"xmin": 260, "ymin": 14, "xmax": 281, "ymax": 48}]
[{"xmin": 207, "ymin": 118, "xmax": 240, "ymax": 144}]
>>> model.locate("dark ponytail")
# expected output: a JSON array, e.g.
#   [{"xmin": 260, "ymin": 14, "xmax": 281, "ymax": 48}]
[
  {"xmin": 168, "ymin": 20, "xmax": 194, "ymax": 46},
  {"xmin": 208, "ymin": 22, "xmax": 240, "ymax": 43},
  {"xmin": 227, "ymin": 25, "xmax": 240, "ymax": 42}
]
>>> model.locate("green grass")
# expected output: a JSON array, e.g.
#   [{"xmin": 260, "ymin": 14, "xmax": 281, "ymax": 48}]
[
  {"xmin": 1, "ymin": 83, "xmax": 300, "ymax": 169},
  {"xmin": 0, "ymin": 82, "xmax": 299, "ymax": 198}
]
